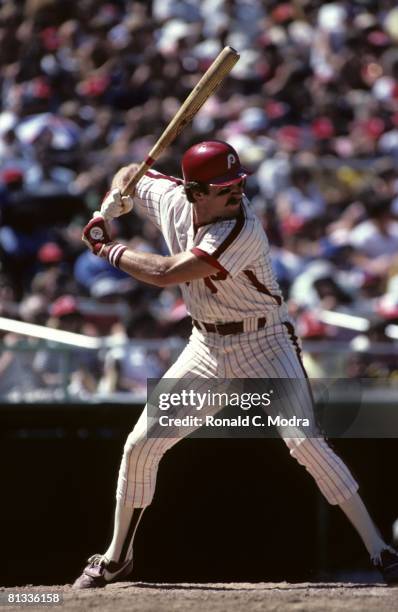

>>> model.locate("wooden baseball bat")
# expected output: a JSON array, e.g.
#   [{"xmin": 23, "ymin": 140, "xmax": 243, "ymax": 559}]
[{"xmin": 121, "ymin": 46, "xmax": 240, "ymax": 196}]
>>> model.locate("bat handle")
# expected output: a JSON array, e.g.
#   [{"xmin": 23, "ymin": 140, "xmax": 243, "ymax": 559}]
[{"xmin": 121, "ymin": 155, "xmax": 155, "ymax": 196}]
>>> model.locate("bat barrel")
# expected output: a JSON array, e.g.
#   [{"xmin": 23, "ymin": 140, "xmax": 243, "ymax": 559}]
[{"xmin": 121, "ymin": 46, "xmax": 240, "ymax": 196}]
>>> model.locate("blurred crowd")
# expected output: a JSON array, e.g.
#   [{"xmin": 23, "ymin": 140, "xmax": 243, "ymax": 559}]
[{"xmin": 1, "ymin": 0, "xmax": 398, "ymax": 398}]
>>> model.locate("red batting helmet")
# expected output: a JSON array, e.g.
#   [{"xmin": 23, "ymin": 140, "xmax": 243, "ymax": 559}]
[{"xmin": 182, "ymin": 141, "xmax": 248, "ymax": 186}]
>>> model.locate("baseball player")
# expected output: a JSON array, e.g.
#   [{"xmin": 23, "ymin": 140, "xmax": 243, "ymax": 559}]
[{"xmin": 73, "ymin": 141, "xmax": 398, "ymax": 587}]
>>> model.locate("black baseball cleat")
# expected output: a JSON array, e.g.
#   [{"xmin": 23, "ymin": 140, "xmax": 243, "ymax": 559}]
[
  {"xmin": 72, "ymin": 554, "xmax": 133, "ymax": 589},
  {"xmin": 374, "ymin": 548, "xmax": 398, "ymax": 585}
]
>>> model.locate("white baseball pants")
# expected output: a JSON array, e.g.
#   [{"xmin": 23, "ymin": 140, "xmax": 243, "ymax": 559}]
[{"xmin": 116, "ymin": 318, "xmax": 358, "ymax": 508}]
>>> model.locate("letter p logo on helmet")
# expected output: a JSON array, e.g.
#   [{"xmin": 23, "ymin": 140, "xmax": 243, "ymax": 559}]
[
  {"xmin": 227, "ymin": 153, "xmax": 236, "ymax": 169},
  {"xmin": 181, "ymin": 140, "xmax": 249, "ymax": 187}
]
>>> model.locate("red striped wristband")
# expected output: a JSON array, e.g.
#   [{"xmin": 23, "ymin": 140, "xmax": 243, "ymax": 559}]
[{"xmin": 104, "ymin": 243, "xmax": 127, "ymax": 268}]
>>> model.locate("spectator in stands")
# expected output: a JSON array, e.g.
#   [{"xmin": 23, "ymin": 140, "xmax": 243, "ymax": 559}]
[
  {"xmin": 33, "ymin": 295, "xmax": 99, "ymax": 396},
  {"xmin": 0, "ymin": 0, "xmax": 398, "ymax": 387}
]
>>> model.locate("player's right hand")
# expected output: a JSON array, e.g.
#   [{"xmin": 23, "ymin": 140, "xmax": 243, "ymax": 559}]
[
  {"xmin": 100, "ymin": 188, "xmax": 134, "ymax": 219},
  {"xmin": 82, "ymin": 214, "xmax": 112, "ymax": 255}
]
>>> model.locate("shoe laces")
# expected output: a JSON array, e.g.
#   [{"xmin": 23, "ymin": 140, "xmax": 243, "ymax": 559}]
[{"xmin": 87, "ymin": 554, "xmax": 108, "ymax": 568}]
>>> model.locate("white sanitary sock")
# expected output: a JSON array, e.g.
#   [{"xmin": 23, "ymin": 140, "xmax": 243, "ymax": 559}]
[
  {"xmin": 339, "ymin": 492, "xmax": 387, "ymax": 562},
  {"xmin": 104, "ymin": 502, "xmax": 145, "ymax": 563}
]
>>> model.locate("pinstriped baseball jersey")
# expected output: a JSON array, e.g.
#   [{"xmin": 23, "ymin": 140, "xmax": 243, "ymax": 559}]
[{"xmin": 134, "ymin": 170, "xmax": 283, "ymax": 323}]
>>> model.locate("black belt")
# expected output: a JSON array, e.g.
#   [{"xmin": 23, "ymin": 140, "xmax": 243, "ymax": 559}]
[{"xmin": 193, "ymin": 317, "xmax": 267, "ymax": 336}]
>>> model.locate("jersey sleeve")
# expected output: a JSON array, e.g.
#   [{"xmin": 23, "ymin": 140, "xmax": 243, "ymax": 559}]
[
  {"xmin": 192, "ymin": 211, "xmax": 265, "ymax": 278},
  {"xmin": 133, "ymin": 170, "xmax": 183, "ymax": 230}
]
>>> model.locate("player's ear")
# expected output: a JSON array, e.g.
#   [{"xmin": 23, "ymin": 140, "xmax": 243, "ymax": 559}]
[
  {"xmin": 184, "ymin": 181, "xmax": 210, "ymax": 203},
  {"xmin": 193, "ymin": 185, "xmax": 211, "ymax": 204},
  {"xmin": 192, "ymin": 189, "xmax": 207, "ymax": 203}
]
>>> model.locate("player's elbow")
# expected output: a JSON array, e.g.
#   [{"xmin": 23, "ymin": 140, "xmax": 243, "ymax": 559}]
[
  {"xmin": 150, "ymin": 259, "xmax": 179, "ymax": 287},
  {"xmin": 154, "ymin": 259, "xmax": 186, "ymax": 287},
  {"xmin": 151, "ymin": 276, "xmax": 172, "ymax": 288},
  {"xmin": 153, "ymin": 272, "xmax": 179, "ymax": 288}
]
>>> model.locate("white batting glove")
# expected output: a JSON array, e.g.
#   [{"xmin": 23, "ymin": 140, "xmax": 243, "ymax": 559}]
[{"xmin": 100, "ymin": 188, "xmax": 134, "ymax": 220}]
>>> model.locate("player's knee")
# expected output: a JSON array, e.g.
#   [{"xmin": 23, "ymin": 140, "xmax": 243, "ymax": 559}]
[
  {"xmin": 287, "ymin": 437, "xmax": 336, "ymax": 470},
  {"xmin": 123, "ymin": 431, "xmax": 146, "ymax": 455},
  {"xmin": 122, "ymin": 432, "xmax": 170, "ymax": 467},
  {"xmin": 286, "ymin": 437, "xmax": 358, "ymax": 505}
]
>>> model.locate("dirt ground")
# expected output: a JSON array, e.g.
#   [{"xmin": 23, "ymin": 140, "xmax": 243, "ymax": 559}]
[{"xmin": 1, "ymin": 582, "xmax": 397, "ymax": 612}]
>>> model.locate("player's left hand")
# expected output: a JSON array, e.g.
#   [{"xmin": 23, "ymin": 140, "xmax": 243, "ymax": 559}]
[
  {"xmin": 82, "ymin": 213, "xmax": 112, "ymax": 255},
  {"xmin": 100, "ymin": 188, "xmax": 134, "ymax": 219}
]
